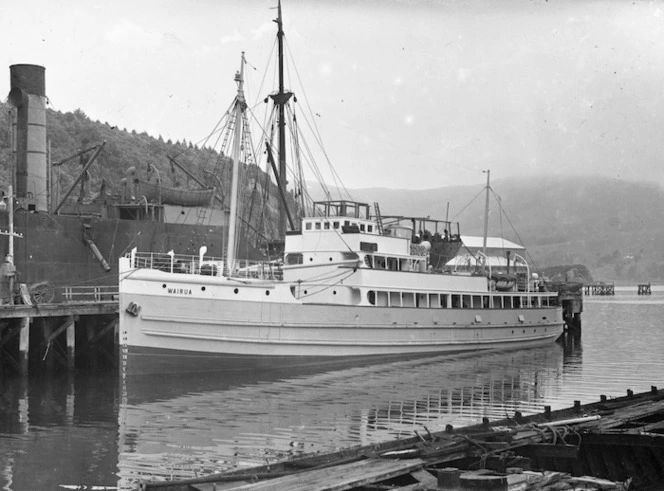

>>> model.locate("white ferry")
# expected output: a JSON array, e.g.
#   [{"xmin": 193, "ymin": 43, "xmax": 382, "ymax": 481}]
[{"xmin": 118, "ymin": 3, "xmax": 564, "ymax": 373}]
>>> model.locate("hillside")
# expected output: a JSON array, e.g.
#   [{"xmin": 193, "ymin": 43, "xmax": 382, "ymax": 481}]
[
  {"xmin": 0, "ymin": 101, "xmax": 288, "ymax": 240},
  {"xmin": 2, "ymin": 101, "xmax": 661, "ymax": 283},
  {"xmin": 346, "ymin": 177, "xmax": 664, "ymax": 283}
]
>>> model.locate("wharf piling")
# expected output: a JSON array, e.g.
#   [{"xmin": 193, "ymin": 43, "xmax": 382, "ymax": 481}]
[
  {"xmin": 0, "ymin": 288, "xmax": 118, "ymax": 373},
  {"xmin": 584, "ymin": 282, "xmax": 615, "ymax": 296},
  {"xmin": 560, "ymin": 290, "xmax": 582, "ymax": 336},
  {"xmin": 638, "ymin": 283, "xmax": 652, "ymax": 295}
]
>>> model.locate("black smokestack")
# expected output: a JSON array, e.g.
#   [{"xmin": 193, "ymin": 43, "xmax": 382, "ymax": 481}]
[{"xmin": 9, "ymin": 64, "xmax": 47, "ymax": 212}]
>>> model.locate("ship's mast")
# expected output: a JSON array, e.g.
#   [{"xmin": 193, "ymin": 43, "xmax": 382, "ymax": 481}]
[
  {"xmin": 227, "ymin": 53, "xmax": 247, "ymax": 273},
  {"xmin": 270, "ymin": 0, "xmax": 293, "ymax": 237},
  {"xmin": 482, "ymin": 169, "xmax": 490, "ymax": 258}
]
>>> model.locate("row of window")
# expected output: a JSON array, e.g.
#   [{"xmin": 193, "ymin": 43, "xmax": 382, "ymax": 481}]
[
  {"xmin": 304, "ymin": 219, "xmax": 374, "ymax": 233},
  {"xmin": 366, "ymin": 290, "xmax": 556, "ymax": 309},
  {"xmin": 364, "ymin": 254, "xmax": 427, "ymax": 272}
]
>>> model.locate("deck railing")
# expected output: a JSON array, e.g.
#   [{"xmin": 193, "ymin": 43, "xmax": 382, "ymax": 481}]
[
  {"xmin": 63, "ymin": 285, "xmax": 118, "ymax": 303},
  {"xmin": 129, "ymin": 251, "xmax": 283, "ymax": 280}
]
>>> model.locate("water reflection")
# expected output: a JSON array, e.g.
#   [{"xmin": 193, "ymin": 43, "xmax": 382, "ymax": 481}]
[
  {"xmin": 2, "ymin": 291, "xmax": 663, "ymax": 490},
  {"xmin": 0, "ymin": 370, "xmax": 119, "ymax": 490},
  {"xmin": 118, "ymin": 343, "xmax": 571, "ymax": 486}
]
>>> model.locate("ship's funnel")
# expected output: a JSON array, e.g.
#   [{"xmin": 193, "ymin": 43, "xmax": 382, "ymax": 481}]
[{"xmin": 8, "ymin": 64, "xmax": 48, "ymax": 212}]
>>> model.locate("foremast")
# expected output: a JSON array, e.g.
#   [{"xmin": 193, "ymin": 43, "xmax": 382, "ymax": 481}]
[{"xmin": 227, "ymin": 53, "xmax": 247, "ymax": 273}]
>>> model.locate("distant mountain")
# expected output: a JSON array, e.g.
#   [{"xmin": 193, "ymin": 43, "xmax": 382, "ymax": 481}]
[
  {"xmin": 2, "ymin": 101, "xmax": 660, "ymax": 282},
  {"xmin": 325, "ymin": 176, "xmax": 664, "ymax": 283}
]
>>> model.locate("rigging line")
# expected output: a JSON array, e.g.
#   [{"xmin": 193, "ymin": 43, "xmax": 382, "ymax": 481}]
[
  {"xmin": 294, "ymin": 262, "xmax": 362, "ymax": 284},
  {"xmin": 449, "ymin": 186, "xmax": 486, "ymax": 222},
  {"xmin": 338, "ymin": 121, "xmax": 487, "ymax": 176},
  {"xmin": 170, "ymin": 98, "xmax": 236, "ymax": 161},
  {"xmin": 283, "ymin": 38, "xmax": 353, "ymax": 200},
  {"xmin": 294, "ymin": 269, "xmax": 358, "ymax": 299},
  {"xmin": 284, "ymin": 105, "xmax": 326, "ymax": 194},
  {"xmin": 290, "ymin": 93, "xmax": 350, "ymax": 199},
  {"xmin": 489, "ymin": 187, "xmax": 540, "ymax": 270},
  {"xmin": 248, "ymin": 36, "xmax": 278, "ymax": 111},
  {"xmin": 283, "ymin": 104, "xmax": 339, "ymax": 202}
]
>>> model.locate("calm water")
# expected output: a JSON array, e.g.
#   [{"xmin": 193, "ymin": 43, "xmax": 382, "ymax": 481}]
[{"xmin": 1, "ymin": 288, "xmax": 663, "ymax": 490}]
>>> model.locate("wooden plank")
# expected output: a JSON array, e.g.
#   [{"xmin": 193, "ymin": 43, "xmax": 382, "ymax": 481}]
[
  {"xmin": 0, "ymin": 302, "xmax": 118, "ymax": 319},
  {"xmin": 584, "ymin": 400, "xmax": 664, "ymax": 432},
  {"xmin": 89, "ymin": 318, "xmax": 119, "ymax": 343},
  {"xmin": 582, "ymin": 433, "xmax": 664, "ymax": 448},
  {"xmin": 410, "ymin": 469, "xmax": 437, "ymax": 487},
  {"xmin": 225, "ymin": 458, "xmax": 426, "ymax": 491},
  {"xmin": 520, "ymin": 443, "xmax": 578, "ymax": 459}
]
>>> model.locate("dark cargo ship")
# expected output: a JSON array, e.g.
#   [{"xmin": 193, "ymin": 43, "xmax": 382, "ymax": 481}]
[{"xmin": 0, "ymin": 64, "xmax": 264, "ymax": 304}]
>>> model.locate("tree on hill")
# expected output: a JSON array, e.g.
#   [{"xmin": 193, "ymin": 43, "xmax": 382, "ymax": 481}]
[{"xmin": 0, "ymin": 100, "xmax": 292, "ymax": 242}]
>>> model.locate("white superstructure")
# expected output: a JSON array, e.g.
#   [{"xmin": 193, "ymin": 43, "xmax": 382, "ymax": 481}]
[
  {"xmin": 119, "ymin": 199, "xmax": 564, "ymax": 370},
  {"xmin": 117, "ymin": 4, "xmax": 564, "ymax": 374}
]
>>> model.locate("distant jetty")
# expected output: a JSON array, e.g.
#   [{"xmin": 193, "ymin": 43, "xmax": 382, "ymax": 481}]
[{"xmin": 584, "ymin": 282, "xmax": 615, "ymax": 296}]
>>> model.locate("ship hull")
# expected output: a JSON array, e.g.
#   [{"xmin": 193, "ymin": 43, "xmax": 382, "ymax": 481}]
[
  {"xmin": 119, "ymin": 260, "xmax": 565, "ymax": 375},
  {"xmin": 0, "ymin": 210, "xmax": 259, "ymax": 301}
]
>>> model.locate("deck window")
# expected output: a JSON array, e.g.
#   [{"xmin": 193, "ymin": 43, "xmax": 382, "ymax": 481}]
[
  {"xmin": 368, "ymin": 225, "xmax": 373, "ymax": 233},
  {"xmin": 451, "ymin": 295, "xmax": 461, "ymax": 309},
  {"xmin": 403, "ymin": 293, "xmax": 415, "ymax": 308},
  {"xmin": 429, "ymin": 294, "xmax": 440, "ymax": 308},
  {"xmin": 333, "ymin": 221, "xmax": 340, "ymax": 229},
  {"xmin": 324, "ymin": 222, "xmax": 330, "ymax": 230},
  {"xmin": 305, "ymin": 222, "xmax": 312, "ymax": 230},
  {"xmin": 389, "ymin": 291, "xmax": 401, "ymax": 307},
  {"xmin": 376, "ymin": 291, "xmax": 388, "ymax": 306},
  {"xmin": 315, "ymin": 222, "xmax": 321, "ymax": 230},
  {"xmin": 285, "ymin": 253, "xmax": 303, "ymax": 265}
]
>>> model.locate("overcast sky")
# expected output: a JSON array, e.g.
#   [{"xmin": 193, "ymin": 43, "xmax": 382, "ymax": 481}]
[{"xmin": 2, "ymin": 0, "xmax": 663, "ymax": 190}]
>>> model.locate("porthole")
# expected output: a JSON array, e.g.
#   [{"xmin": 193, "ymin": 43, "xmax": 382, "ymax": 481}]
[
  {"xmin": 234, "ymin": 288, "xmax": 239, "ymax": 294},
  {"xmin": 309, "ymin": 257, "xmax": 313, "ymax": 262},
  {"xmin": 265, "ymin": 290, "xmax": 270, "ymax": 296},
  {"xmin": 333, "ymin": 290, "xmax": 337, "ymax": 295},
  {"xmin": 329, "ymin": 257, "xmax": 333, "ymax": 261},
  {"xmin": 201, "ymin": 286, "xmax": 206, "ymax": 291},
  {"xmin": 304, "ymin": 290, "xmax": 308, "ymax": 295},
  {"xmin": 162, "ymin": 284, "xmax": 167, "ymax": 288}
]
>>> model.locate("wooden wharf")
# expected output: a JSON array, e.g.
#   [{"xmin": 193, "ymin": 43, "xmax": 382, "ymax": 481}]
[
  {"xmin": 583, "ymin": 282, "xmax": 615, "ymax": 296},
  {"xmin": 0, "ymin": 286, "xmax": 118, "ymax": 373},
  {"xmin": 638, "ymin": 283, "xmax": 652, "ymax": 295},
  {"xmin": 139, "ymin": 387, "xmax": 664, "ymax": 491}
]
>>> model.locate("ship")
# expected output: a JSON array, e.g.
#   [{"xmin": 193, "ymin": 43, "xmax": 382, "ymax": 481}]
[
  {"xmin": 0, "ymin": 64, "xmax": 272, "ymax": 306},
  {"xmin": 117, "ymin": 2, "xmax": 565, "ymax": 375}
]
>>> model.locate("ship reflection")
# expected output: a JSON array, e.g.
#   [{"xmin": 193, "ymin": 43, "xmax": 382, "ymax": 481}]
[{"xmin": 118, "ymin": 344, "xmax": 568, "ymax": 486}]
